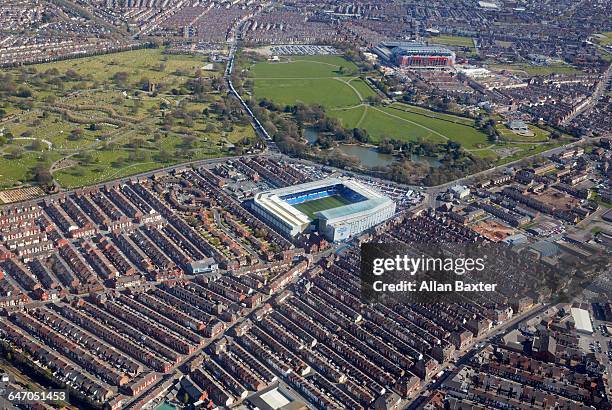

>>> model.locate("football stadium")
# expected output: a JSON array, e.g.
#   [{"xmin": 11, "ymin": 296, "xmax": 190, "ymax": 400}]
[
  {"xmin": 373, "ymin": 41, "xmax": 456, "ymax": 68},
  {"xmin": 252, "ymin": 178, "xmax": 396, "ymax": 242}
]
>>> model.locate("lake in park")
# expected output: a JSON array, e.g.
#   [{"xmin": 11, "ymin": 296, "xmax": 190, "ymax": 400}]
[{"xmin": 304, "ymin": 128, "xmax": 442, "ymax": 169}]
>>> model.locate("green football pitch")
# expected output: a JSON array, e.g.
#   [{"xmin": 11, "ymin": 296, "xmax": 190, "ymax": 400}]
[{"xmin": 293, "ymin": 195, "xmax": 352, "ymax": 219}]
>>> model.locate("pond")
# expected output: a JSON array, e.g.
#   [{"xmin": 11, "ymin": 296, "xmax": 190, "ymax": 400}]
[
  {"xmin": 304, "ymin": 128, "xmax": 442, "ymax": 169},
  {"xmin": 337, "ymin": 144, "xmax": 443, "ymax": 169},
  {"xmin": 303, "ymin": 127, "xmax": 319, "ymax": 144},
  {"xmin": 336, "ymin": 144, "xmax": 397, "ymax": 168}
]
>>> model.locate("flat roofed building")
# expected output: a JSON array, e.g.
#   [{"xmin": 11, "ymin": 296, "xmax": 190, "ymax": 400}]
[
  {"xmin": 508, "ymin": 120, "xmax": 529, "ymax": 132},
  {"xmin": 570, "ymin": 307, "xmax": 594, "ymax": 334}
]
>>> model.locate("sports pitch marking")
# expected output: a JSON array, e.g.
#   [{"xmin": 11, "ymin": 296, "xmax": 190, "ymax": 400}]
[{"xmin": 293, "ymin": 195, "xmax": 352, "ymax": 219}]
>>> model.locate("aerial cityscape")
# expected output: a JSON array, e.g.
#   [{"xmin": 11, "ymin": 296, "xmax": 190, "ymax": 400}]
[{"xmin": 0, "ymin": 0, "xmax": 610, "ymax": 409}]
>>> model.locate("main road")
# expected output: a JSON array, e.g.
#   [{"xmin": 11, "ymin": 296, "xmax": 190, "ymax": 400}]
[{"xmin": 224, "ymin": 6, "xmax": 277, "ymax": 151}]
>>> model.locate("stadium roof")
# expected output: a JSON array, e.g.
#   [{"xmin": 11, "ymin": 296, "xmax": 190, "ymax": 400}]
[
  {"xmin": 379, "ymin": 41, "xmax": 454, "ymax": 55},
  {"xmin": 262, "ymin": 177, "xmax": 384, "ymax": 201},
  {"xmin": 254, "ymin": 192, "xmax": 311, "ymax": 227},
  {"xmin": 317, "ymin": 197, "xmax": 391, "ymax": 223},
  {"xmin": 254, "ymin": 177, "xmax": 392, "ymax": 229}
]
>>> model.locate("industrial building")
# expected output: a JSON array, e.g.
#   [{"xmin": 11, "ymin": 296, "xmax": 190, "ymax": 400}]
[
  {"xmin": 252, "ymin": 178, "xmax": 395, "ymax": 242},
  {"xmin": 374, "ymin": 41, "xmax": 456, "ymax": 68}
]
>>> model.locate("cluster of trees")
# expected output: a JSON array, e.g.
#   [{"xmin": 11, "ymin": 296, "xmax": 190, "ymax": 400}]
[
  {"xmin": 33, "ymin": 164, "xmax": 53, "ymax": 186},
  {"xmin": 475, "ymin": 116, "xmax": 500, "ymax": 142},
  {"xmin": 209, "ymin": 95, "xmax": 249, "ymax": 126},
  {"xmin": 1, "ymin": 68, "xmax": 78, "ymax": 99},
  {"xmin": 67, "ymin": 128, "xmax": 84, "ymax": 141},
  {"xmin": 424, "ymin": 154, "xmax": 491, "ymax": 186},
  {"xmin": 342, "ymin": 46, "xmax": 375, "ymax": 72},
  {"xmin": 0, "ymin": 73, "xmax": 33, "ymax": 99}
]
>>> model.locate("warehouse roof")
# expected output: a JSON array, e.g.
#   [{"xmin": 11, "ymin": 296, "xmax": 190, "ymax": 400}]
[{"xmin": 570, "ymin": 307, "xmax": 593, "ymax": 334}]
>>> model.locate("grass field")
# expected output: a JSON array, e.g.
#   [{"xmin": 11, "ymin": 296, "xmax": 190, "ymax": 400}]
[
  {"xmin": 489, "ymin": 62, "xmax": 580, "ymax": 76},
  {"xmin": 293, "ymin": 195, "xmax": 352, "ymax": 219},
  {"xmin": 431, "ymin": 35, "xmax": 474, "ymax": 48},
  {"xmin": 253, "ymin": 78, "xmax": 367, "ymax": 108},
  {"xmin": 246, "ymin": 53, "xmax": 570, "ymax": 167},
  {"xmin": 0, "ymin": 47, "xmax": 256, "ymax": 191},
  {"xmin": 429, "ymin": 35, "xmax": 477, "ymax": 56},
  {"xmin": 249, "ymin": 55, "xmax": 490, "ymax": 148},
  {"xmin": 250, "ymin": 55, "xmax": 375, "ymax": 108},
  {"xmin": 250, "ymin": 55, "xmax": 359, "ymax": 78},
  {"xmin": 329, "ymin": 103, "xmax": 490, "ymax": 148},
  {"xmin": 32, "ymin": 48, "xmax": 219, "ymax": 85},
  {"xmin": 595, "ymin": 32, "xmax": 612, "ymax": 46}
]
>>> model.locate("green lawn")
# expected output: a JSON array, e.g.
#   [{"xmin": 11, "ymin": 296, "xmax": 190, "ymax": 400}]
[
  {"xmin": 495, "ymin": 124, "xmax": 551, "ymax": 143},
  {"xmin": 33, "ymin": 48, "xmax": 215, "ymax": 85},
  {"xmin": 0, "ymin": 47, "xmax": 257, "ymax": 193},
  {"xmin": 346, "ymin": 78, "xmax": 378, "ymax": 100},
  {"xmin": 330, "ymin": 106, "xmax": 445, "ymax": 144},
  {"xmin": 489, "ymin": 63, "xmax": 580, "ymax": 76},
  {"xmin": 329, "ymin": 103, "xmax": 489, "ymax": 148},
  {"xmin": 431, "ymin": 35, "xmax": 474, "ymax": 48},
  {"xmin": 293, "ymin": 195, "xmax": 352, "ymax": 219},
  {"xmin": 595, "ymin": 32, "xmax": 612, "ymax": 46},
  {"xmin": 328, "ymin": 105, "xmax": 368, "ymax": 128},
  {"xmin": 496, "ymin": 142, "xmax": 565, "ymax": 165},
  {"xmin": 391, "ymin": 103, "xmax": 474, "ymax": 126},
  {"xmin": 249, "ymin": 55, "xmax": 492, "ymax": 148},
  {"xmin": 0, "ymin": 151, "xmax": 61, "ymax": 189},
  {"xmin": 253, "ymin": 78, "xmax": 365, "ymax": 108},
  {"xmin": 250, "ymin": 55, "xmax": 374, "ymax": 108},
  {"xmin": 249, "ymin": 55, "xmax": 359, "ymax": 78}
]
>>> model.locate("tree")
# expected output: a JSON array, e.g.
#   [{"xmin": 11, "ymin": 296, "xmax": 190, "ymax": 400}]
[
  {"xmin": 64, "ymin": 69, "xmax": 81, "ymax": 81},
  {"xmin": 16, "ymin": 87, "xmax": 32, "ymax": 98},
  {"xmin": 68, "ymin": 128, "xmax": 84, "ymax": 141},
  {"xmin": 112, "ymin": 71, "xmax": 130, "ymax": 87},
  {"xmin": 156, "ymin": 149, "xmax": 172, "ymax": 163},
  {"xmin": 485, "ymin": 125, "xmax": 497, "ymax": 138},
  {"xmin": 365, "ymin": 95, "xmax": 382, "ymax": 106},
  {"xmin": 6, "ymin": 146, "xmax": 24, "ymax": 159},
  {"xmin": 30, "ymin": 139, "xmax": 45, "ymax": 151},
  {"xmin": 353, "ymin": 128, "xmax": 369, "ymax": 143},
  {"xmin": 34, "ymin": 164, "xmax": 53, "ymax": 186},
  {"xmin": 78, "ymin": 152, "xmax": 97, "ymax": 164},
  {"xmin": 139, "ymin": 77, "xmax": 151, "ymax": 91},
  {"xmin": 129, "ymin": 137, "xmax": 146, "ymax": 149}
]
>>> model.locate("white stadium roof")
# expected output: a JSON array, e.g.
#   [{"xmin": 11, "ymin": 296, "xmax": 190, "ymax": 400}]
[{"xmin": 253, "ymin": 177, "xmax": 391, "ymax": 229}]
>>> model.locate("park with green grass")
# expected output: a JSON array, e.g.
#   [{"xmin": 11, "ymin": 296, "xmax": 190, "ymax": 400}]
[
  {"xmin": 488, "ymin": 62, "xmax": 581, "ymax": 77},
  {"xmin": 248, "ymin": 55, "xmax": 488, "ymax": 145},
  {"xmin": 0, "ymin": 47, "xmax": 257, "ymax": 192},
  {"xmin": 246, "ymin": 53, "xmax": 570, "ymax": 168}
]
